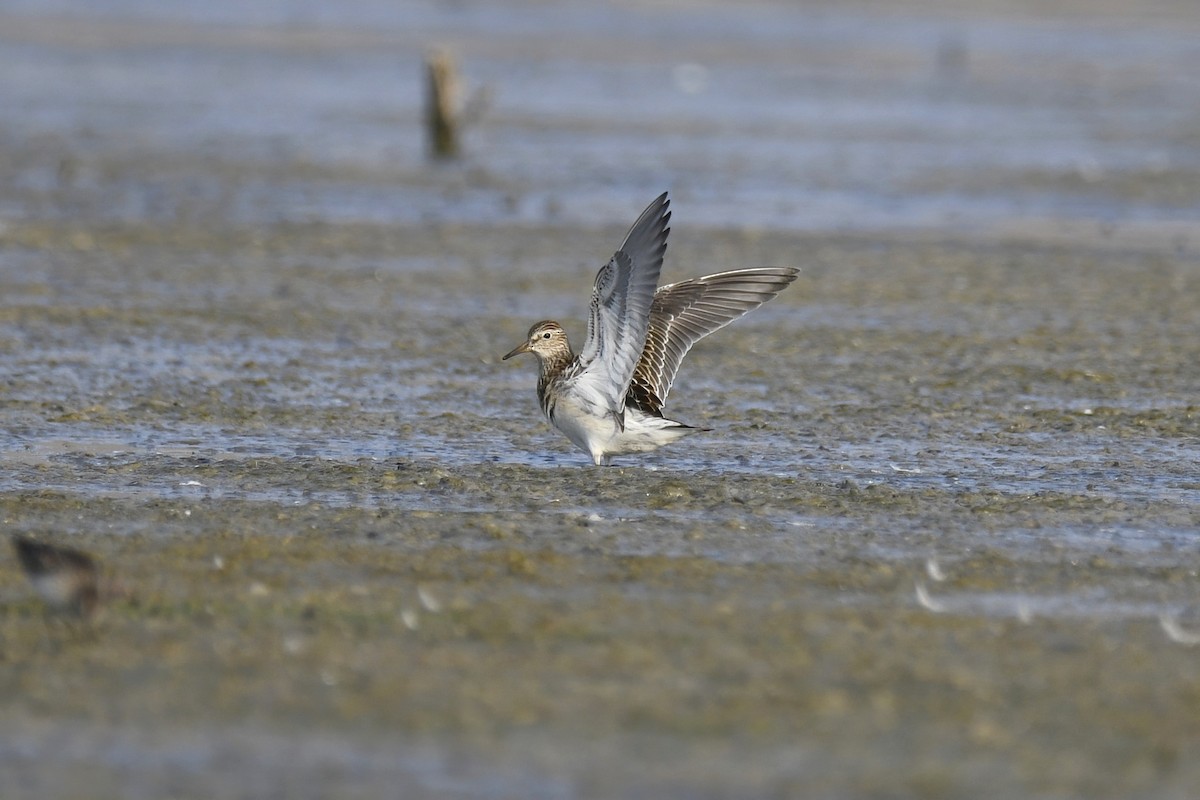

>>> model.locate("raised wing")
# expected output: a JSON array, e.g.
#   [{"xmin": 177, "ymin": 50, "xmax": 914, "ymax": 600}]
[
  {"xmin": 626, "ymin": 267, "xmax": 800, "ymax": 416},
  {"xmin": 564, "ymin": 192, "xmax": 672, "ymax": 421}
]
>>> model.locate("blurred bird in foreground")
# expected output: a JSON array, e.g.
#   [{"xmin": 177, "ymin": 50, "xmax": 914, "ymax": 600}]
[{"xmin": 11, "ymin": 534, "xmax": 122, "ymax": 620}]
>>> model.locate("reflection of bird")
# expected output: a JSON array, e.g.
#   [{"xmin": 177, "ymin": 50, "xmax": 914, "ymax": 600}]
[
  {"xmin": 504, "ymin": 193, "xmax": 799, "ymax": 465},
  {"xmin": 11, "ymin": 534, "xmax": 101, "ymax": 619}
]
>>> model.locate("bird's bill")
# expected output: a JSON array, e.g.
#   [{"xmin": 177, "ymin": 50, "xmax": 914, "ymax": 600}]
[{"xmin": 502, "ymin": 340, "xmax": 530, "ymax": 360}]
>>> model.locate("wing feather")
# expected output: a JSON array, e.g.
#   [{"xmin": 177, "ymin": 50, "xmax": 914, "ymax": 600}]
[
  {"xmin": 563, "ymin": 193, "xmax": 672, "ymax": 420},
  {"xmin": 626, "ymin": 267, "xmax": 800, "ymax": 416}
]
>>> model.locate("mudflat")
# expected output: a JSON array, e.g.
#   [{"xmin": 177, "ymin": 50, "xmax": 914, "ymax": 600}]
[
  {"xmin": 2, "ymin": 216, "xmax": 1198, "ymax": 798},
  {"xmin": 1, "ymin": 1, "xmax": 1199, "ymax": 797}
]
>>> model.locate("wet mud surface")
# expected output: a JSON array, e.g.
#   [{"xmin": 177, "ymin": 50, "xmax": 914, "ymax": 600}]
[
  {"xmin": 2, "ymin": 217, "xmax": 1198, "ymax": 799},
  {"xmin": 2, "ymin": 2, "xmax": 1200, "ymax": 798}
]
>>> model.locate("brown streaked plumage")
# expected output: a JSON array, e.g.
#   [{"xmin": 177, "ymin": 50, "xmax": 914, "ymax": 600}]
[
  {"xmin": 625, "ymin": 267, "xmax": 801, "ymax": 417},
  {"xmin": 503, "ymin": 192, "xmax": 799, "ymax": 465}
]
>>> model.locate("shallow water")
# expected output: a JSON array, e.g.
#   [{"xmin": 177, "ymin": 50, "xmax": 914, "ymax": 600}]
[
  {"xmin": 2, "ymin": 1, "xmax": 1200, "ymax": 798},
  {"xmin": 3, "ymin": 0, "xmax": 1200, "ymax": 233}
]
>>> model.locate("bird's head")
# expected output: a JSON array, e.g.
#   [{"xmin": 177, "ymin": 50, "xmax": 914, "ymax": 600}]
[{"xmin": 502, "ymin": 320, "xmax": 570, "ymax": 362}]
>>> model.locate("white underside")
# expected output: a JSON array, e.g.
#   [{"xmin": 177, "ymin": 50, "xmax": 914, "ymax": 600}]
[
  {"xmin": 31, "ymin": 573, "xmax": 81, "ymax": 609},
  {"xmin": 549, "ymin": 397, "xmax": 697, "ymax": 465}
]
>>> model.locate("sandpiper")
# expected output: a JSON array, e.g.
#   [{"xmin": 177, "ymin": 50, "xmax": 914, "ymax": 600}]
[
  {"xmin": 503, "ymin": 192, "xmax": 798, "ymax": 465},
  {"xmin": 11, "ymin": 534, "xmax": 102, "ymax": 619}
]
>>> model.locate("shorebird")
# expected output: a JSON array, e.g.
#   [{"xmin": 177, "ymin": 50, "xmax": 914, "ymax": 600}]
[
  {"xmin": 503, "ymin": 192, "xmax": 798, "ymax": 465},
  {"xmin": 11, "ymin": 534, "xmax": 103, "ymax": 619}
]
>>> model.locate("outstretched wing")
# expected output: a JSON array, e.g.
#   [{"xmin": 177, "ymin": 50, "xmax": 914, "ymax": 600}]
[
  {"xmin": 564, "ymin": 192, "xmax": 672, "ymax": 421},
  {"xmin": 626, "ymin": 267, "xmax": 800, "ymax": 416}
]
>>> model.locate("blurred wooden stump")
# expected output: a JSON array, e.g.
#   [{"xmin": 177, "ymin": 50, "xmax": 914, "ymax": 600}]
[{"xmin": 425, "ymin": 48, "xmax": 462, "ymax": 159}]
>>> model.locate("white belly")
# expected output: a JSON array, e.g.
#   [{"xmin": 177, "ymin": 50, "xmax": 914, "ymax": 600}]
[
  {"xmin": 548, "ymin": 399, "xmax": 697, "ymax": 465},
  {"xmin": 548, "ymin": 395, "xmax": 622, "ymax": 461}
]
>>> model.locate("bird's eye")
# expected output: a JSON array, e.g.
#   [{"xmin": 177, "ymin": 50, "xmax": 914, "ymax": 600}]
[{"xmin": 542, "ymin": 332, "xmax": 552, "ymax": 339}]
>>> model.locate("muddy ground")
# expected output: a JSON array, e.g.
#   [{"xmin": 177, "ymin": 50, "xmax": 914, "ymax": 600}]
[
  {"xmin": 2, "ymin": 2, "xmax": 1200, "ymax": 798},
  {"xmin": 1, "ymin": 212, "xmax": 1198, "ymax": 799}
]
